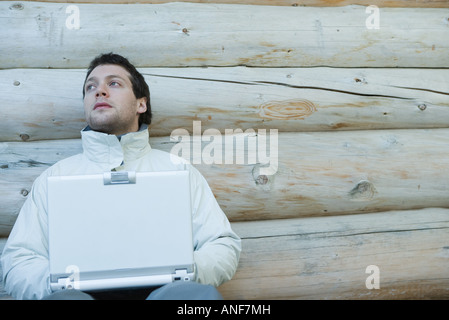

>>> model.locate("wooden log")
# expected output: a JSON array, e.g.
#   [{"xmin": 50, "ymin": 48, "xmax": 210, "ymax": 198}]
[
  {"xmin": 2, "ymin": 128, "xmax": 449, "ymax": 236},
  {"xmin": 1, "ymin": 69, "xmax": 86, "ymax": 142},
  {"xmin": 2, "ymin": 67, "xmax": 448, "ymax": 142},
  {"xmin": 0, "ymin": 238, "xmax": 11, "ymax": 300},
  {"xmin": 2, "ymin": 2, "xmax": 449, "ymax": 68},
  {"xmin": 0, "ymin": 139, "xmax": 82, "ymax": 236},
  {"xmin": 2, "ymin": 209, "xmax": 448, "ymax": 300},
  {"xmin": 24, "ymin": 0, "xmax": 449, "ymax": 8},
  {"xmin": 218, "ymin": 208, "xmax": 449, "ymax": 299}
]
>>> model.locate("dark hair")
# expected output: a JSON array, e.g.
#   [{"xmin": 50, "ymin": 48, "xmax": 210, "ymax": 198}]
[{"xmin": 83, "ymin": 53, "xmax": 152, "ymax": 126}]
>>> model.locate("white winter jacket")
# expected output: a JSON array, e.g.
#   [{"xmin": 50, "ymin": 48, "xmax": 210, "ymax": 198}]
[{"xmin": 1, "ymin": 126, "xmax": 241, "ymax": 300}]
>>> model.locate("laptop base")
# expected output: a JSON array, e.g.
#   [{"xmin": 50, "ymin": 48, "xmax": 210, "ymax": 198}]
[{"xmin": 52, "ymin": 269, "xmax": 193, "ymax": 292}]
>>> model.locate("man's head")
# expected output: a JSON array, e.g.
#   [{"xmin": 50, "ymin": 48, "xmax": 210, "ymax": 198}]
[{"xmin": 82, "ymin": 53, "xmax": 152, "ymax": 135}]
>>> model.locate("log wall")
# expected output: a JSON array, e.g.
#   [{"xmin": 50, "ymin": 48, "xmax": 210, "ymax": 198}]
[
  {"xmin": 2, "ymin": 2, "xmax": 449, "ymax": 68},
  {"xmin": 1, "ymin": 0, "xmax": 448, "ymax": 299}
]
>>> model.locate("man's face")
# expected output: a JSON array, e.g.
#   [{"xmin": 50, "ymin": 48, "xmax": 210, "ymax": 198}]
[{"xmin": 83, "ymin": 64, "xmax": 147, "ymax": 136}]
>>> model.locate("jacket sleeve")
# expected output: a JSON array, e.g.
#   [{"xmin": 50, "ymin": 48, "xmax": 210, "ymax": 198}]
[
  {"xmin": 189, "ymin": 167, "xmax": 242, "ymax": 287},
  {"xmin": 1, "ymin": 173, "xmax": 52, "ymax": 300}
]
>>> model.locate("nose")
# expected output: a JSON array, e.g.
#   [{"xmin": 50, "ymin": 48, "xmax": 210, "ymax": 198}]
[{"xmin": 95, "ymin": 83, "xmax": 109, "ymax": 98}]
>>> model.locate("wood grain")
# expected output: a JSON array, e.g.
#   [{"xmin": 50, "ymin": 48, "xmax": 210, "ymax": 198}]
[
  {"xmin": 218, "ymin": 208, "xmax": 449, "ymax": 299},
  {"xmin": 1, "ymin": 67, "xmax": 448, "ymax": 142},
  {"xmin": 2, "ymin": 128, "xmax": 449, "ymax": 235},
  {"xmin": 2, "ymin": 2, "xmax": 449, "ymax": 68},
  {"xmin": 22, "ymin": 0, "xmax": 449, "ymax": 8}
]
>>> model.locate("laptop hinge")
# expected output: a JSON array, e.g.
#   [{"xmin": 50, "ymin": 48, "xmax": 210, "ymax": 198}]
[
  {"xmin": 56, "ymin": 277, "xmax": 79, "ymax": 290},
  {"xmin": 103, "ymin": 171, "xmax": 136, "ymax": 185},
  {"xmin": 173, "ymin": 269, "xmax": 191, "ymax": 282}
]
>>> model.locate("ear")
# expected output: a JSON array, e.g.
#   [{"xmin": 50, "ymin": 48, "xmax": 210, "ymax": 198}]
[{"xmin": 136, "ymin": 97, "xmax": 147, "ymax": 115}]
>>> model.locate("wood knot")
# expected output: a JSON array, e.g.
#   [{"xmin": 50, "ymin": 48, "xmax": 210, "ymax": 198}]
[
  {"xmin": 20, "ymin": 189, "xmax": 29, "ymax": 197},
  {"xmin": 417, "ymin": 104, "xmax": 427, "ymax": 111},
  {"xmin": 251, "ymin": 164, "xmax": 275, "ymax": 189},
  {"xmin": 10, "ymin": 3, "xmax": 24, "ymax": 10},
  {"xmin": 255, "ymin": 175, "xmax": 268, "ymax": 185},
  {"xmin": 20, "ymin": 133, "xmax": 30, "ymax": 141},
  {"xmin": 259, "ymin": 99, "xmax": 317, "ymax": 120},
  {"xmin": 349, "ymin": 180, "xmax": 376, "ymax": 201}
]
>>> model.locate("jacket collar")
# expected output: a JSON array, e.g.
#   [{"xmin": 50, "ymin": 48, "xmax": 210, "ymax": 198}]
[{"xmin": 81, "ymin": 124, "xmax": 151, "ymax": 170}]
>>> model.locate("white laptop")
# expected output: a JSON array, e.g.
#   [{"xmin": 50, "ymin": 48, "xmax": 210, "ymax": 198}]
[{"xmin": 47, "ymin": 170, "xmax": 195, "ymax": 292}]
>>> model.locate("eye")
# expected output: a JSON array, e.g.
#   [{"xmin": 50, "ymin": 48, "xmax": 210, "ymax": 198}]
[
  {"xmin": 109, "ymin": 81, "xmax": 121, "ymax": 87},
  {"xmin": 85, "ymin": 84, "xmax": 95, "ymax": 91}
]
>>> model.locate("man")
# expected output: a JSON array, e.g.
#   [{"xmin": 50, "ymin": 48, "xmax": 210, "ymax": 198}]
[{"xmin": 1, "ymin": 53, "xmax": 241, "ymax": 300}]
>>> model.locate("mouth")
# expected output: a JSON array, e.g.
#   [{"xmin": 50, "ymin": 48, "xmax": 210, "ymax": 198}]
[{"xmin": 94, "ymin": 102, "xmax": 112, "ymax": 110}]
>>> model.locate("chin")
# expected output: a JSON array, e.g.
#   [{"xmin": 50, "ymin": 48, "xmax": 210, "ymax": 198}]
[{"xmin": 88, "ymin": 121, "xmax": 115, "ymax": 134}]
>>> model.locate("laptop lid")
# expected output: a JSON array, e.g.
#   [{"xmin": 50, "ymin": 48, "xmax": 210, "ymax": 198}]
[{"xmin": 47, "ymin": 170, "xmax": 194, "ymax": 291}]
